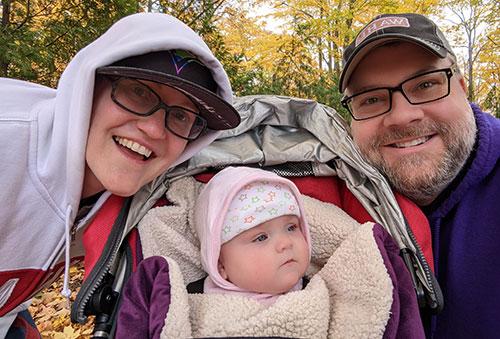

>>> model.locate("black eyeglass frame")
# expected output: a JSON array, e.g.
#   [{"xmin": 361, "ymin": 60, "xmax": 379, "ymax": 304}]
[
  {"xmin": 341, "ymin": 64, "xmax": 458, "ymax": 121},
  {"xmin": 109, "ymin": 77, "xmax": 208, "ymax": 140}
]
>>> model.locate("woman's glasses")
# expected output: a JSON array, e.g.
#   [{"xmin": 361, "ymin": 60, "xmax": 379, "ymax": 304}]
[{"xmin": 110, "ymin": 77, "xmax": 207, "ymax": 140}]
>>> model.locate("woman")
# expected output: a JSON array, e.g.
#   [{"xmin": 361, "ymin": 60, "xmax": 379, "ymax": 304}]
[{"xmin": 0, "ymin": 12, "xmax": 240, "ymax": 337}]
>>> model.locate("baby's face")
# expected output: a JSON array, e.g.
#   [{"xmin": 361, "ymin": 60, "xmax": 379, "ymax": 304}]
[{"xmin": 218, "ymin": 215, "xmax": 310, "ymax": 294}]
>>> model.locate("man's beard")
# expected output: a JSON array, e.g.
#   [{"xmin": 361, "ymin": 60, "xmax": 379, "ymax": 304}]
[{"xmin": 359, "ymin": 113, "xmax": 477, "ymax": 206}]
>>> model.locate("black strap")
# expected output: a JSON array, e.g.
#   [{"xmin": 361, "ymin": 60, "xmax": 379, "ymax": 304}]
[
  {"xmin": 187, "ymin": 277, "xmax": 206, "ymax": 294},
  {"xmin": 187, "ymin": 276, "xmax": 310, "ymax": 294}
]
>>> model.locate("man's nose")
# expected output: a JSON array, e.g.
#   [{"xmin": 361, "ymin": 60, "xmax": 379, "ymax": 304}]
[
  {"xmin": 383, "ymin": 91, "xmax": 425, "ymax": 127},
  {"xmin": 136, "ymin": 109, "xmax": 168, "ymax": 139}
]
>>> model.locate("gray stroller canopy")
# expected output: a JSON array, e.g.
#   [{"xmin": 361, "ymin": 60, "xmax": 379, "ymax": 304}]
[{"xmin": 131, "ymin": 94, "xmax": 442, "ymax": 312}]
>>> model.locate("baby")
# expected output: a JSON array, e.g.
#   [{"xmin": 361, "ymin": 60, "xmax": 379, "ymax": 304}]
[
  {"xmin": 193, "ymin": 166, "xmax": 311, "ymax": 305},
  {"xmin": 119, "ymin": 165, "xmax": 424, "ymax": 337}
]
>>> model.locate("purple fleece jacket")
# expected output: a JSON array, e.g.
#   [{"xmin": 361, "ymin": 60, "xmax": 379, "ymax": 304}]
[{"xmin": 425, "ymin": 105, "xmax": 500, "ymax": 338}]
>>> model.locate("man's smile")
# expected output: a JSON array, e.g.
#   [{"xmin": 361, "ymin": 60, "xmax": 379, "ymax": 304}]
[{"xmin": 386, "ymin": 135, "xmax": 434, "ymax": 148}]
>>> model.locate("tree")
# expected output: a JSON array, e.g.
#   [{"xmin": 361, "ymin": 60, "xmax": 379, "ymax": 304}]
[
  {"xmin": 475, "ymin": 22, "xmax": 499, "ymax": 115},
  {"xmin": 439, "ymin": 0, "xmax": 498, "ymax": 106},
  {"xmin": 220, "ymin": 0, "xmax": 441, "ymax": 116},
  {"xmin": 0, "ymin": 0, "xmax": 138, "ymax": 86},
  {"xmin": 3, "ymin": 1, "xmax": 496, "ymax": 115}
]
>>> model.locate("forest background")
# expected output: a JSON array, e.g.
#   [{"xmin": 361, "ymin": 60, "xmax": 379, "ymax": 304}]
[
  {"xmin": 1, "ymin": 0, "xmax": 499, "ymax": 119},
  {"xmin": 1, "ymin": 0, "xmax": 498, "ymax": 337}
]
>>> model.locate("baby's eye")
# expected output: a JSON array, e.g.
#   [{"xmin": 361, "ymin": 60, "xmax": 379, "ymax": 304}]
[
  {"xmin": 287, "ymin": 224, "xmax": 298, "ymax": 232},
  {"xmin": 253, "ymin": 234, "xmax": 268, "ymax": 242}
]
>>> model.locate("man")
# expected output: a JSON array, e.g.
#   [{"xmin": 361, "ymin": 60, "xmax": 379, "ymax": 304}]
[
  {"xmin": 339, "ymin": 13, "xmax": 500, "ymax": 338},
  {"xmin": 0, "ymin": 13, "xmax": 240, "ymax": 337}
]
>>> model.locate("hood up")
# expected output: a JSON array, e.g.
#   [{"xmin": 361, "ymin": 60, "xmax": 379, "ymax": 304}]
[{"xmin": 41, "ymin": 13, "xmax": 235, "ymax": 215}]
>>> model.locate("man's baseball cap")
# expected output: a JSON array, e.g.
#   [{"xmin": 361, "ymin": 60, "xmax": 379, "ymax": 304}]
[
  {"xmin": 339, "ymin": 13, "xmax": 456, "ymax": 92},
  {"xmin": 97, "ymin": 50, "xmax": 240, "ymax": 130}
]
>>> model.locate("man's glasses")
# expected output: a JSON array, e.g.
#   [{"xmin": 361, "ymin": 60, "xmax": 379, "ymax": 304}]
[
  {"xmin": 110, "ymin": 77, "xmax": 207, "ymax": 140},
  {"xmin": 341, "ymin": 64, "xmax": 458, "ymax": 121}
]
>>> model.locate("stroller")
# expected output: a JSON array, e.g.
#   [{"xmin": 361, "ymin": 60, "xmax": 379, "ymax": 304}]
[{"xmin": 71, "ymin": 95, "xmax": 442, "ymax": 338}]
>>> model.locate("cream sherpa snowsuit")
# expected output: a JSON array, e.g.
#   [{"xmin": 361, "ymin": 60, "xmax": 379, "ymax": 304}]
[{"xmin": 137, "ymin": 170, "xmax": 400, "ymax": 338}]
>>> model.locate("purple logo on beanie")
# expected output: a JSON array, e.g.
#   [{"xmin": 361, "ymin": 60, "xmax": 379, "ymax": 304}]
[{"xmin": 169, "ymin": 50, "xmax": 205, "ymax": 75}]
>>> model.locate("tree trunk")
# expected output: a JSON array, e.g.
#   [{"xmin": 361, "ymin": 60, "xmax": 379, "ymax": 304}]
[
  {"xmin": 1, "ymin": 0, "xmax": 11, "ymax": 76},
  {"xmin": 318, "ymin": 37, "xmax": 322, "ymax": 70},
  {"xmin": 327, "ymin": 36, "xmax": 333, "ymax": 73},
  {"xmin": 467, "ymin": 42, "xmax": 475, "ymax": 101}
]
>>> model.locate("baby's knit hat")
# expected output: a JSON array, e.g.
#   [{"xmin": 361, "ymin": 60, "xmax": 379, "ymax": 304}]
[{"xmin": 221, "ymin": 181, "xmax": 301, "ymax": 243}]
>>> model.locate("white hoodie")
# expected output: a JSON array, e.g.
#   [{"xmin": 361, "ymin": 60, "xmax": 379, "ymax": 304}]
[{"xmin": 0, "ymin": 12, "xmax": 235, "ymax": 330}]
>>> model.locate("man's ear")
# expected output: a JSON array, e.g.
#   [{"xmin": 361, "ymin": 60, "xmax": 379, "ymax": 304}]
[
  {"xmin": 218, "ymin": 260, "xmax": 228, "ymax": 279},
  {"xmin": 458, "ymin": 76, "xmax": 468, "ymax": 94}
]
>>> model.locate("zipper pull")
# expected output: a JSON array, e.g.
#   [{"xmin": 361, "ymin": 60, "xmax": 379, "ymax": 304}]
[{"xmin": 71, "ymin": 222, "xmax": 78, "ymax": 241}]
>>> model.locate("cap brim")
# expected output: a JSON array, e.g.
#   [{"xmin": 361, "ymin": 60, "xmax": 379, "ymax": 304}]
[
  {"xmin": 96, "ymin": 66, "xmax": 240, "ymax": 130},
  {"xmin": 340, "ymin": 35, "xmax": 448, "ymax": 93}
]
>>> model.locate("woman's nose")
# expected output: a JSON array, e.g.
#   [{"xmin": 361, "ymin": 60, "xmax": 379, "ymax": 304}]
[{"xmin": 136, "ymin": 109, "xmax": 168, "ymax": 139}]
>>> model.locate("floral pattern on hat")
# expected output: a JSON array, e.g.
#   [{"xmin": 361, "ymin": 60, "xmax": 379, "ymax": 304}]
[{"xmin": 221, "ymin": 181, "xmax": 301, "ymax": 243}]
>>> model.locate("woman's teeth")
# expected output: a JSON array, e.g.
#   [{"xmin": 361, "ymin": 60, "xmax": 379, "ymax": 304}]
[{"xmin": 114, "ymin": 136, "xmax": 152, "ymax": 158}]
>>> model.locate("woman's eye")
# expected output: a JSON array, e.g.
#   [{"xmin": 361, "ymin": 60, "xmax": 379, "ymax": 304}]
[
  {"xmin": 127, "ymin": 85, "xmax": 156, "ymax": 103},
  {"xmin": 131, "ymin": 85, "xmax": 149, "ymax": 98},
  {"xmin": 253, "ymin": 234, "xmax": 268, "ymax": 242},
  {"xmin": 132, "ymin": 86, "xmax": 144, "ymax": 96},
  {"xmin": 172, "ymin": 109, "xmax": 188, "ymax": 122}
]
